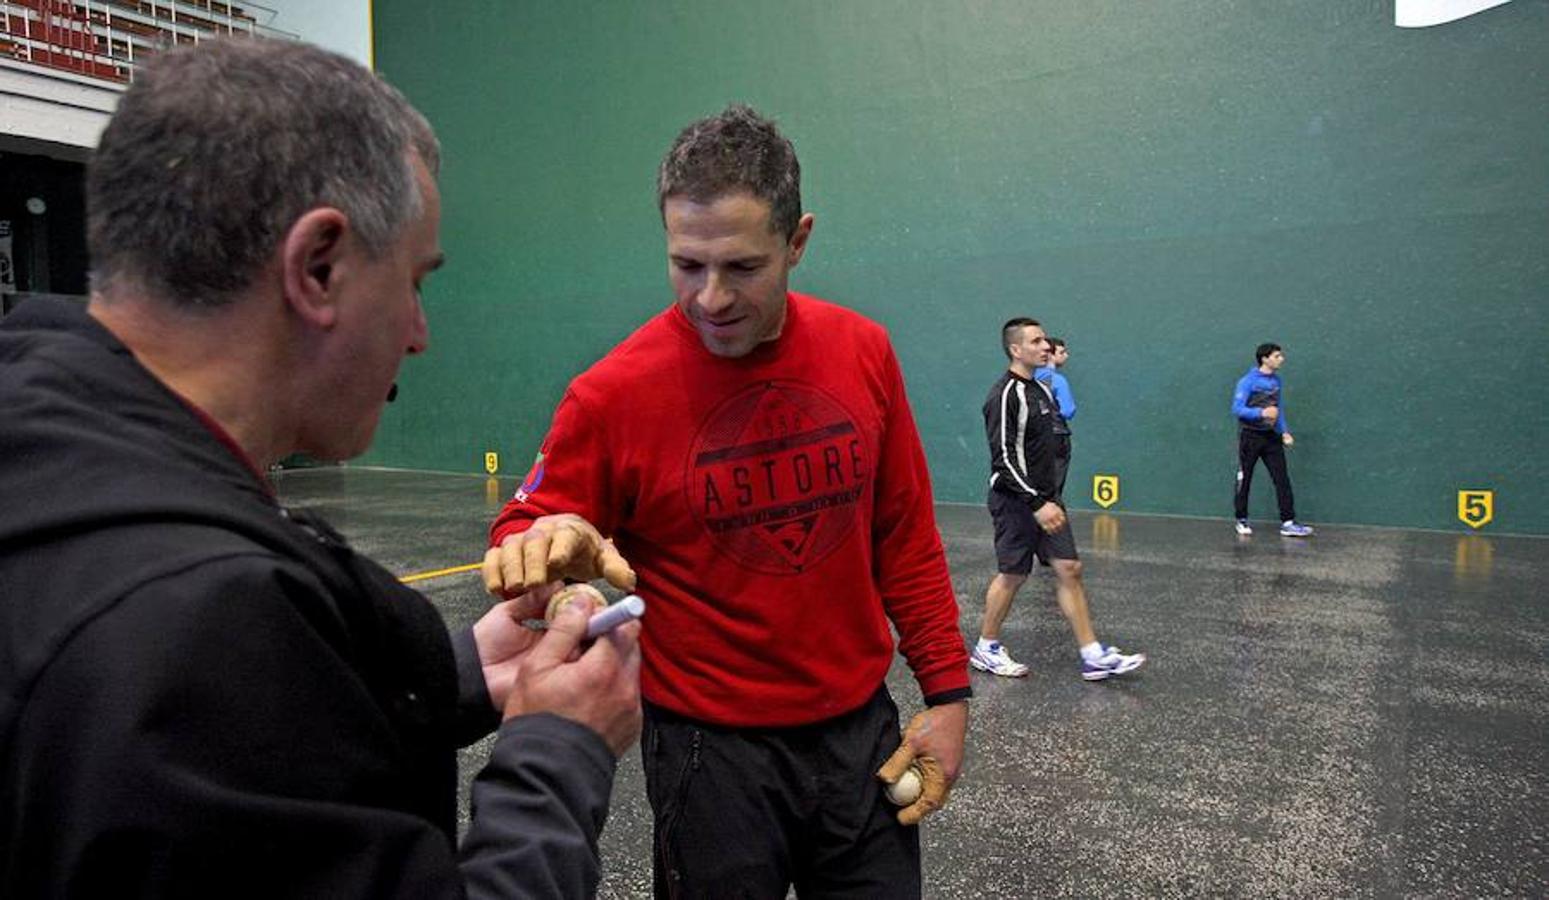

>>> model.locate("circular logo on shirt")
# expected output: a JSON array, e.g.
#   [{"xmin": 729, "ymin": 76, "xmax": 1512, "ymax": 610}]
[{"xmin": 684, "ymin": 380, "xmax": 870, "ymax": 575}]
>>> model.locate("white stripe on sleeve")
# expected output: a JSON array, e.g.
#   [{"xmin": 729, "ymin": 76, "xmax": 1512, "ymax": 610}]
[{"xmin": 999, "ymin": 380, "xmax": 1040, "ymax": 497}]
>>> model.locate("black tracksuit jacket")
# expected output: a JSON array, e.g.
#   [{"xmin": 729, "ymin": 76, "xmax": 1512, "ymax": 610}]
[{"xmin": 982, "ymin": 368, "xmax": 1059, "ymax": 510}]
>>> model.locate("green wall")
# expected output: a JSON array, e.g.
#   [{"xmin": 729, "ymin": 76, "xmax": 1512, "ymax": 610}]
[{"xmin": 369, "ymin": 0, "xmax": 1548, "ymax": 535}]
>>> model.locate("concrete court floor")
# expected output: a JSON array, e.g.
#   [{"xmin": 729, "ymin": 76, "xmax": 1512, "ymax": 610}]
[{"xmin": 274, "ymin": 466, "xmax": 1548, "ymax": 899}]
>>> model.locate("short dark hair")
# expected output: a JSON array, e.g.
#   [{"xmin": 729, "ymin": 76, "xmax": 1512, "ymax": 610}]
[
  {"xmin": 1001, "ymin": 317, "xmax": 1041, "ymax": 359},
  {"xmin": 1048, "ymin": 337, "xmax": 1066, "ymax": 350},
  {"xmin": 88, "ymin": 38, "xmax": 440, "ymax": 309},
  {"xmin": 657, "ymin": 104, "xmax": 802, "ymax": 239},
  {"xmin": 1255, "ymin": 342, "xmax": 1281, "ymax": 364}
]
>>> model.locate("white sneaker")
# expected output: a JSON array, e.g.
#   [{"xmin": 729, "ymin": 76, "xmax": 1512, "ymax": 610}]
[
  {"xmin": 1235, "ymin": 519, "xmax": 1253, "ymax": 535},
  {"xmin": 1082, "ymin": 645, "xmax": 1146, "ymax": 681},
  {"xmin": 971, "ymin": 641, "xmax": 1030, "ymax": 677}
]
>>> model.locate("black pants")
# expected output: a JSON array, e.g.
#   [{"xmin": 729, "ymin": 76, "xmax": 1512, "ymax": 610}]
[
  {"xmin": 1235, "ymin": 428, "xmax": 1295, "ymax": 521},
  {"xmin": 641, "ymin": 688, "xmax": 920, "ymax": 899}
]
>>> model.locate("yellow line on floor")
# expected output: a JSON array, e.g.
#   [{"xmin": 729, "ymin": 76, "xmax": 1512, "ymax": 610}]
[{"xmin": 399, "ymin": 562, "xmax": 481, "ymax": 584}]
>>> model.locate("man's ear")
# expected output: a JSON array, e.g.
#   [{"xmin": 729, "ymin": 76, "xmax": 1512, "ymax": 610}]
[
  {"xmin": 281, "ymin": 208, "xmax": 350, "ymax": 328},
  {"xmin": 785, "ymin": 213, "xmax": 815, "ymax": 268}
]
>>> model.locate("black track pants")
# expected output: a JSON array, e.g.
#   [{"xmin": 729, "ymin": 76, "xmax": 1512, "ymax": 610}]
[
  {"xmin": 641, "ymin": 688, "xmax": 920, "ymax": 899},
  {"xmin": 1235, "ymin": 428, "xmax": 1296, "ymax": 522}
]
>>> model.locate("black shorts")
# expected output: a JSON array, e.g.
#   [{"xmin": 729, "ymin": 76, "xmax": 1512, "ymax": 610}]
[{"xmin": 988, "ymin": 488, "xmax": 1079, "ymax": 574}]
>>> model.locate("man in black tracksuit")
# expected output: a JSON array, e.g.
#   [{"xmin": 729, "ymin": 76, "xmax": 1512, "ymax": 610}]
[
  {"xmin": 0, "ymin": 40, "xmax": 640, "ymax": 898},
  {"xmin": 969, "ymin": 318, "xmax": 1145, "ymax": 682}
]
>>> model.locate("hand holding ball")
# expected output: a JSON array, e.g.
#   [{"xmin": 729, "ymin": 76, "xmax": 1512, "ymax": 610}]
[
  {"xmin": 546, "ymin": 582, "xmax": 606, "ymax": 622},
  {"xmin": 875, "ymin": 711, "xmax": 951, "ymax": 825},
  {"xmin": 543, "ymin": 583, "xmax": 647, "ymax": 639}
]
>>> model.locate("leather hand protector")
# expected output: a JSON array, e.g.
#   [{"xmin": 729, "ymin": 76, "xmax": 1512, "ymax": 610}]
[{"xmin": 876, "ymin": 711, "xmax": 950, "ymax": 825}]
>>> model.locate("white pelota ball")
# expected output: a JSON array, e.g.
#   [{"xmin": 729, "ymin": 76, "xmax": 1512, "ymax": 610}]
[
  {"xmin": 546, "ymin": 583, "xmax": 605, "ymax": 622},
  {"xmin": 885, "ymin": 766, "xmax": 923, "ymax": 806}
]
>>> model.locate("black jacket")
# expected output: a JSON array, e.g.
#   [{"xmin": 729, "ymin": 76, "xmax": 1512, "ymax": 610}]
[
  {"xmin": 0, "ymin": 298, "xmax": 614, "ymax": 898},
  {"xmin": 983, "ymin": 369, "xmax": 1059, "ymax": 509}
]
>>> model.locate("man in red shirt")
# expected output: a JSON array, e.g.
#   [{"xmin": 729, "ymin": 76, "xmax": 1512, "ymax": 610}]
[{"xmin": 485, "ymin": 105, "xmax": 970, "ymax": 898}]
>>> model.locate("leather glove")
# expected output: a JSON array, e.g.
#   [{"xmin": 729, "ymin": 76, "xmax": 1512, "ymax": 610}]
[{"xmin": 876, "ymin": 711, "xmax": 950, "ymax": 825}]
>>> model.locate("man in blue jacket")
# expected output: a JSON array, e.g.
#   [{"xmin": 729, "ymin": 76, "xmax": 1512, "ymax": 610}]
[
  {"xmin": 1034, "ymin": 336, "xmax": 1076, "ymax": 497},
  {"xmin": 1231, "ymin": 343, "xmax": 1314, "ymax": 537}
]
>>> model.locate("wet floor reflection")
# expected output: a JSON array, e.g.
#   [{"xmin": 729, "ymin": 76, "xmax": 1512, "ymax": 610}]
[
  {"xmin": 1091, "ymin": 512, "xmax": 1120, "ymax": 553},
  {"xmin": 1453, "ymin": 533, "xmax": 1495, "ymax": 584}
]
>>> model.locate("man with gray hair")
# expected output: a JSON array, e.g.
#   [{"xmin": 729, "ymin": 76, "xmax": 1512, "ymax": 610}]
[{"xmin": 0, "ymin": 38, "xmax": 640, "ymax": 897}]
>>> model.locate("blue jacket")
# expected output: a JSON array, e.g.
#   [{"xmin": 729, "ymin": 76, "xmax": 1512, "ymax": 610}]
[
  {"xmin": 1232, "ymin": 367, "xmax": 1286, "ymax": 434},
  {"xmin": 1034, "ymin": 366, "xmax": 1076, "ymax": 422}
]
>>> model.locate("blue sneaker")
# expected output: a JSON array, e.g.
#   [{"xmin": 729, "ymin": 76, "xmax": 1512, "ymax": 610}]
[
  {"xmin": 1279, "ymin": 521, "xmax": 1314, "ymax": 537},
  {"xmin": 1082, "ymin": 645, "xmax": 1145, "ymax": 681}
]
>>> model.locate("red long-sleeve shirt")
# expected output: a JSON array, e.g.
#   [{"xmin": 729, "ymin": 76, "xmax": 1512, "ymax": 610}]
[{"xmin": 492, "ymin": 293, "xmax": 969, "ymax": 727}]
